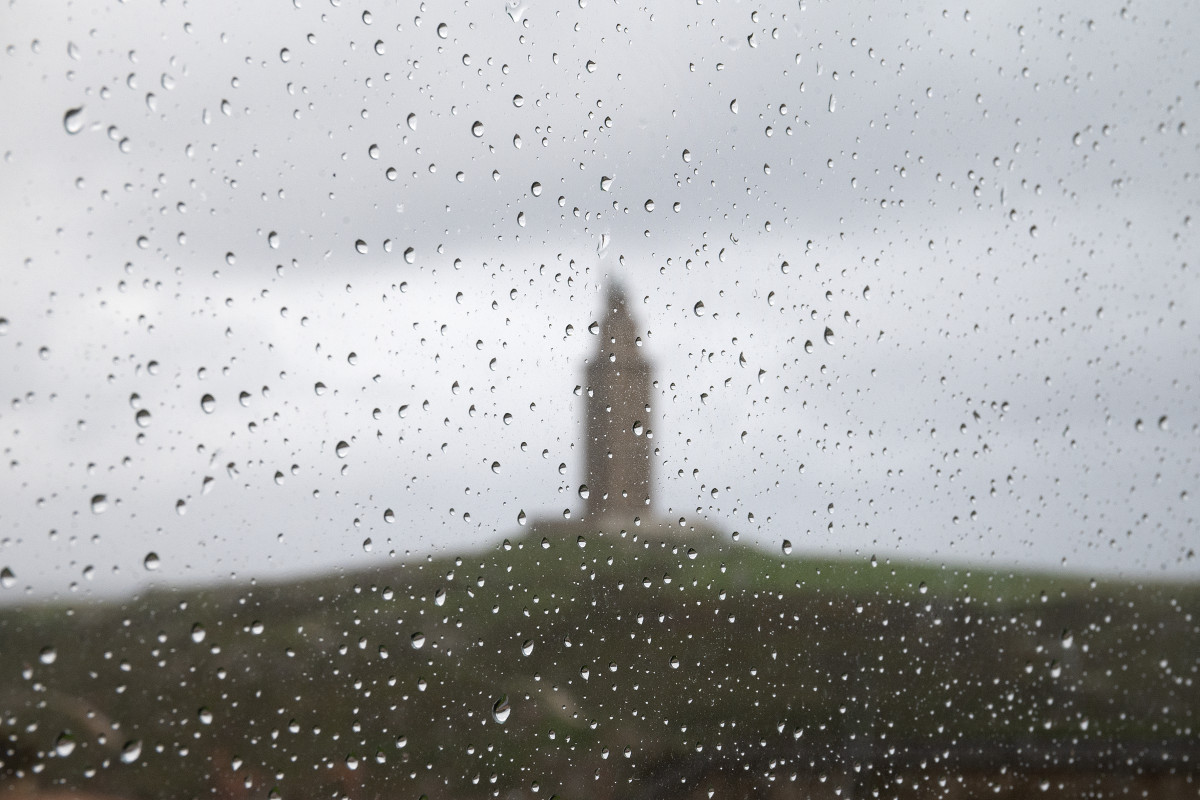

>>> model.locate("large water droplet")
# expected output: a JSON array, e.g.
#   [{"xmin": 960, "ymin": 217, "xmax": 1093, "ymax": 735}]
[
  {"xmin": 200, "ymin": 394, "xmax": 215, "ymax": 413},
  {"xmin": 63, "ymin": 107, "xmax": 85, "ymax": 134},
  {"xmin": 693, "ymin": 301, "xmax": 706, "ymax": 316},
  {"xmin": 471, "ymin": 120, "xmax": 485, "ymax": 137},
  {"xmin": 521, "ymin": 639, "xmax": 534, "ymax": 656},
  {"xmin": 492, "ymin": 695, "xmax": 511, "ymax": 723},
  {"xmin": 120, "ymin": 740, "xmax": 142, "ymax": 764},
  {"xmin": 39, "ymin": 646, "xmax": 57, "ymax": 664},
  {"xmin": 55, "ymin": 733, "xmax": 76, "ymax": 757},
  {"xmin": 143, "ymin": 552, "xmax": 160, "ymax": 571},
  {"xmin": 410, "ymin": 632, "xmax": 425, "ymax": 649},
  {"xmin": 90, "ymin": 494, "xmax": 108, "ymax": 514}
]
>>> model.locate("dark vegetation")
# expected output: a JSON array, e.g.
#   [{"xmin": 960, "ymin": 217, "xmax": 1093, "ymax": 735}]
[{"xmin": 2, "ymin": 523, "xmax": 1198, "ymax": 798}]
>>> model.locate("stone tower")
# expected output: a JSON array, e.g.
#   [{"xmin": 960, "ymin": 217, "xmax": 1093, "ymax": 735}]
[{"xmin": 585, "ymin": 283, "xmax": 653, "ymax": 521}]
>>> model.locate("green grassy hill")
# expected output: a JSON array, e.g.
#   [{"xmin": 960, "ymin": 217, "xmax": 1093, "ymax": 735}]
[{"xmin": 2, "ymin": 523, "xmax": 1198, "ymax": 799}]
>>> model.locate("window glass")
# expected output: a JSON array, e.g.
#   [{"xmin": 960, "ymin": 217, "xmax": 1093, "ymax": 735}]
[{"xmin": 2, "ymin": 1, "xmax": 1197, "ymax": 797}]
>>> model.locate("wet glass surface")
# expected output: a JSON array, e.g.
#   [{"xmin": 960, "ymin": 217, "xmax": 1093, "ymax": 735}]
[{"xmin": 2, "ymin": 1, "xmax": 1198, "ymax": 797}]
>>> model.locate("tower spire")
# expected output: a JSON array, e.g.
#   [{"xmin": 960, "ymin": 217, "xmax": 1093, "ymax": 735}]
[{"xmin": 584, "ymin": 282, "xmax": 653, "ymax": 521}]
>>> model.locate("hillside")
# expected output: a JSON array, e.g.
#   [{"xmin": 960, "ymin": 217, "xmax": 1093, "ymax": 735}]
[{"xmin": 2, "ymin": 522, "xmax": 1198, "ymax": 799}]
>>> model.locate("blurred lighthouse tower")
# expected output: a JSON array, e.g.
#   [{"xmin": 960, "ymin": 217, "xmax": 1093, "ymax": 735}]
[{"xmin": 584, "ymin": 282, "xmax": 654, "ymax": 521}]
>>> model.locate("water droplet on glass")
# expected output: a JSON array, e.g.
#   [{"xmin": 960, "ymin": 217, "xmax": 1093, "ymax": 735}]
[
  {"xmin": 729, "ymin": 98, "xmax": 738, "ymax": 114},
  {"xmin": 578, "ymin": 484, "xmax": 590, "ymax": 499},
  {"xmin": 279, "ymin": 48, "xmax": 290, "ymax": 62},
  {"xmin": 410, "ymin": 632, "xmax": 425, "ymax": 649},
  {"xmin": 198, "ymin": 707, "xmax": 213, "ymax": 725},
  {"xmin": 434, "ymin": 588, "xmax": 446, "ymax": 606},
  {"xmin": 55, "ymin": 733, "xmax": 76, "ymax": 757},
  {"xmin": 0, "ymin": 567, "xmax": 15, "ymax": 589},
  {"xmin": 374, "ymin": 39, "xmax": 386, "ymax": 55},
  {"xmin": 143, "ymin": 552, "xmax": 160, "ymax": 571},
  {"xmin": 437, "ymin": 22, "xmax": 449, "ymax": 38},
  {"xmin": 200, "ymin": 394, "xmax": 215, "ymax": 413},
  {"xmin": 90, "ymin": 495, "xmax": 108, "ymax": 514},
  {"xmin": 134, "ymin": 409, "xmax": 151, "ymax": 428},
  {"xmin": 521, "ymin": 639, "xmax": 534, "ymax": 656},
  {"xmin": 362, "ymin": 538, "xmax": 373, "ymax": 552},
  {"xmin": 669, "ymin": 656, "xmax": 680, "ymax": 669},
  {"xmin": 492, "ymin": 695, "xmax": 511, "ymax": 723},
  {"xmin": 693, "ymin": 301, "xmax": 705, "ymax": 316},
  {"xmin": 823, "ymin": 327, "xmax": 835, "ymax": 345},
  {"xmin": 120, "ymin": 740, "xmax": 142, "ymax": 764},
  {"xmin": 39, "ymin": 646, "xmax": 57, "ymax": 665},
  {"xmin": 335, "ymin": 441, "xmax": 350, "ymax": 458},
  {"xmin": 63, "ymin": 107, "xmax": 85, "ymax": 134},
  {"xmin": 355, "ymin": 239, "xmax": 368, "ymax": 255},
  {"xmin": 644, "ymin": 199, "xmax": 655, "ymax": 212},
  {"xmin": 191, "ymin": 623, "xmax": 206, "ymax": 643},
  {"xmin": 384, "ymin": 508, "xmax": 395, "ymax": 523},
  {"xmin": 471, "ymin": 120, "xmax": 484, "ymax": 137},
  {"xmin": 782, "ymin": 539, "xmax": 793, "ymax": 555},
  {"xmin": 828, "ymin": 94, "xmax": 836, "ymax": 113},
  {"xmin": 600, "ymin": 176, "xmax": 612, "ymax": 192},
  {"xmin": 517, "ymin": 510, "xmax": 527, "ymax": 525},
  {"xmin": 403, "ymin": 247, "xmax": 415, "ymax": 264}
]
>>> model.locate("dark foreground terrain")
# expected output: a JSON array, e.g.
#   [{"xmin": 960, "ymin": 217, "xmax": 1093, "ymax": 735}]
[{"xmin": 2, "ymin": 523, "xmax": 1198, "ymax": 799}]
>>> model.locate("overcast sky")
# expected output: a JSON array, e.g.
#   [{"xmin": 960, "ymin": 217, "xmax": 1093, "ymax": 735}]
[{"xmin": 1, "ymin": 0, "xmax": 1198, "ymax": 601}]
